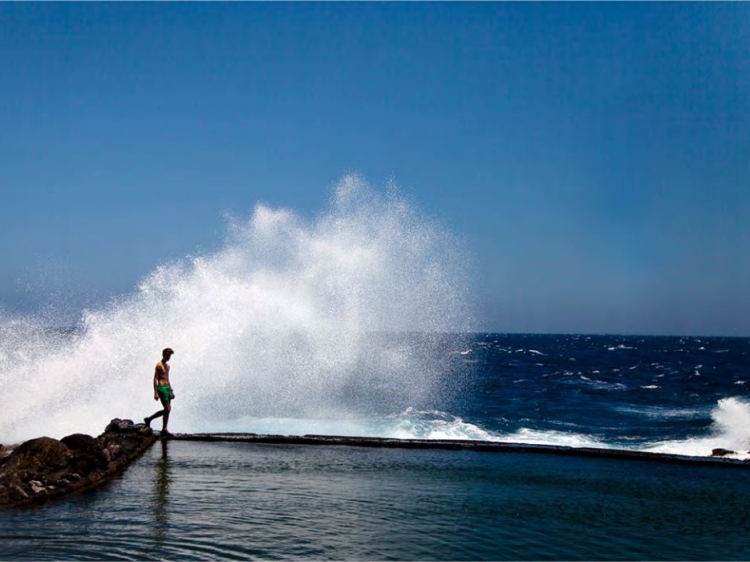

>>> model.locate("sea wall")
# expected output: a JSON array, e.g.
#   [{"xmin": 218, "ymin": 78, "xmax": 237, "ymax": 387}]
[
  {"xmin": 0, "ymin": 419, "xmax": 157, "ymax": 509},
  {"xmin": 172, "ymin": 432, "xmax": 750, "ymax": 469}
]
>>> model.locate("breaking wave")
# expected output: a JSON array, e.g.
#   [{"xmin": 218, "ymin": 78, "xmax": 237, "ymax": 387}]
[{"xmin": 0, "ymin": 175, "xmax": 475, "ymax": 443}]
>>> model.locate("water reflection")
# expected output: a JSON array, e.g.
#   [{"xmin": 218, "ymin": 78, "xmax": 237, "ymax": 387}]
[{"xmin": 150, "ymin": 438, "xmax": 170, "ymax": 548}]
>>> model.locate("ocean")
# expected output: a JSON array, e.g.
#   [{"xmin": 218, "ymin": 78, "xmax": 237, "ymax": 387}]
[
  {"xmin": 2, "ymin": 183, "xmax": 750, "ymax": 558},
  {"xmin": 2, "ymin": 333, "xmax": 750, "ymax": 560},
  {"xmin": 446, "ymin": 333, "xmax": 750, "ymax": 458}
]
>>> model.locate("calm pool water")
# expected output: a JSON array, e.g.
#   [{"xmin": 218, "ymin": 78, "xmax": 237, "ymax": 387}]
[{"xmin": 2, "ymin": 440, "xmax": 750, "ymax": 560}]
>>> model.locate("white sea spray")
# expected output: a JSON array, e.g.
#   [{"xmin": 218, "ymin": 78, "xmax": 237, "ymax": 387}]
[{"xmin": 0, "ymin": 175, "xmax": 475, "ymax": 443}]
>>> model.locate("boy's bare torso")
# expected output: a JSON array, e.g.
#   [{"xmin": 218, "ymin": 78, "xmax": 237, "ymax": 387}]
[{"xmin": 155, "ymin": 360, "xmax": 170, "ymax": 386}]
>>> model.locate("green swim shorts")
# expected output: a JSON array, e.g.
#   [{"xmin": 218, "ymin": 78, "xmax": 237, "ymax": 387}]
[{"xmin": 157, "ymin": 384, "xmax": 174, "ymax": 402}]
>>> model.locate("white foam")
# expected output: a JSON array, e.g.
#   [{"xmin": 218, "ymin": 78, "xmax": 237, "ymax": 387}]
[
  {"xmin": 500, "ymin": 427, "xmax": 609, "ymax": 449},
  {"xmin": 643, "ymin": 397, "xmax": 750, "ymax": 458},
  {"xmin": 196, "ymin": 415, "xmax": 374, "ymax": 438},
  {"xmin": 616, "ymin": 405, "xmax": 706, "ymax": 420},
  {"xmin": 198, "ymin": 408, "xmax": 500, "ymax": 442},
  {"xmin": 388, "ymin": 409, "xmax": 499, "ymax": 441},
  {"xmin": 575, "ymin": 376, "xmax": 627, "ymax": 391}
]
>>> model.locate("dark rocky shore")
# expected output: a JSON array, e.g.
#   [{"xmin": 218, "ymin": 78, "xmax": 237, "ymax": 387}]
[{"xmin": 0, "ymin": 419, "xmax": 157, "ymax": 509}]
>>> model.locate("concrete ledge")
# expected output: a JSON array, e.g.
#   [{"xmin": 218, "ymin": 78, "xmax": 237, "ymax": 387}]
[{"xmin": 170, "ymin": 432, "xmax": 750, "ymax": 469}]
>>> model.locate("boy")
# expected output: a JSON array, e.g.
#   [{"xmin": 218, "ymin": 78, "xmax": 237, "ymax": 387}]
[{"xmin": 145, "ymin": 348, "xmax": 175, "ymax": 435}]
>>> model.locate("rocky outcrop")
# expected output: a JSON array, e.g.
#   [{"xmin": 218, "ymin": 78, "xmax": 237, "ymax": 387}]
[
  {"xmin": 712, "ymin": 448, "xmax": 736, "ymax": 457},
  {"xmin": 0, "ymin": 419, "xmax": 157, "ymax": 509}
]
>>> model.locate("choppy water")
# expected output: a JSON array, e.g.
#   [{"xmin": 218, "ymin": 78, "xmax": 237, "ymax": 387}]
[
  {"xmin": 2, "ymin": 440, "xmax": 750, "ymax": 560},
  {"xmin": 445, "ymin": 333, "xmax": 750, "ymax": 458}
]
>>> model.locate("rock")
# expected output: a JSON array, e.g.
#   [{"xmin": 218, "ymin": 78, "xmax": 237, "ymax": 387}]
[
  {"xmin": 0, "ymin": 445, "xmax": 19, "ymax": 462},
  {"xmin": 62, "ymin": 433, "xmax": 109, "ymax": 473},
  {"xmin": 9, "ymin": 485, "xmax": 28, "ymax": 501},
  {"xmin": 68, "ymin": 448, "xmax": 108, "ymax": 474},
  {"xmin": 712, "ymin": 448, "xmax": 736, "ymax": 457},
  {"xmin": 5, "ymin": 437, "xmax": 72, "ymax": 475},
  {"xmin": 104, "ymin": 419, "xmax": 141, "ymax": 434},
  {"xmin": 61, "ymin": 434, "xmax": 98, "ymax": 452},
  {"xmin": 0, "ymin": 418, "xmax": 157, "ymax": 510}
]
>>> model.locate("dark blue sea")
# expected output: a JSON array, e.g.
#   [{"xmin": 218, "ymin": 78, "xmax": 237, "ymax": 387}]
[
  {"xmin": 2, "ymin": 333, "xmax": 750, "ymax": 560},
  {"xmin": 445, "ymin": 333, "xmax": 750, "ymax": 457}
]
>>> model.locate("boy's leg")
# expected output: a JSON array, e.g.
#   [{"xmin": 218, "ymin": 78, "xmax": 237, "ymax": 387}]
[
  {"xmin": 145, "ymin": 410, "xmax": 165, "ymax": 427},
  {"xmin": 162, "ymin": 401, "xmax": 171, "ymax": 432}
]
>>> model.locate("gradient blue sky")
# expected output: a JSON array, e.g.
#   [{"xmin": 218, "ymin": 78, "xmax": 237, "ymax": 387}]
[{"xmin": 1, "ymin": 2, "xmax": 748, "ymax": 336}]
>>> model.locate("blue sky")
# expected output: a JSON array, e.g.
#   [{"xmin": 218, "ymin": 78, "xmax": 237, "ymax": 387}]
[{"xmin": 1, "ymin": 2, "xmax": 748, "ymax": 336}]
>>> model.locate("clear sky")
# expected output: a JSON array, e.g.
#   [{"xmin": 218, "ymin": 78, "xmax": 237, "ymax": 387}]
[{"xmin": 1, "ymin": 2, "xmax": 748, "ymax": 336}]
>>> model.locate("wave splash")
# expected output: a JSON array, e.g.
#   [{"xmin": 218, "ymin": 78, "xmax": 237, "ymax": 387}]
[
  {"xmin": 495, "ymin": 397, "xmax": 750, "ymax": 458},
  {"xmin": 0, "ymin": 175, "xmax": 474, "ymax": 443},
  {"xmin": 644, "ymin": 397, "xmax": 750, "ymax": 459}
]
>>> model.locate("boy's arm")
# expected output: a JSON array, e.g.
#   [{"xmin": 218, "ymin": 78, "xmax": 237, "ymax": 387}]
[{"xmin": 153, "ymin": 365, "xmax": 160, "ymax": 399}]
